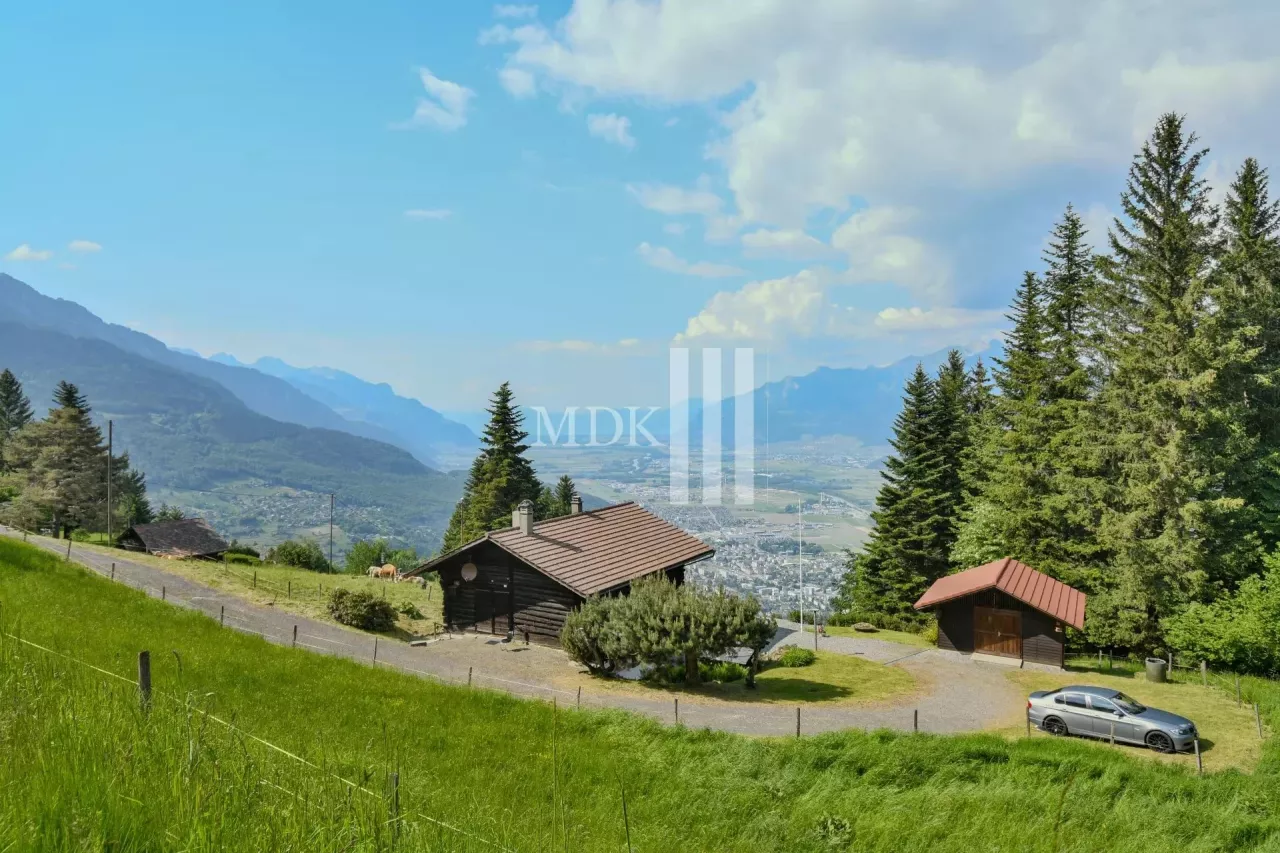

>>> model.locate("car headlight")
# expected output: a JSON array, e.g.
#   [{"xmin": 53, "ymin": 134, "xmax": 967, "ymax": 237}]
[{"xmin": 1174, "ymin": 724, "xmax": 1195, "ymax": 735}]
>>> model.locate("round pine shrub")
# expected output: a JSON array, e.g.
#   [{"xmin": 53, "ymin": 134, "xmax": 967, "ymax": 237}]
[
  {"xmin": 779, "ymin": 646, "xmax": 817, "ymax": 668},
  {"xmin": 327, "ymin": 588, "xmax": 397, "ymax": 632}
]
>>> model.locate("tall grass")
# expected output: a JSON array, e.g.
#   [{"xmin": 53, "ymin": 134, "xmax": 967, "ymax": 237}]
[{"xmin": 3, "ymin": 536, "xmax": 1280, "ymax": 852}]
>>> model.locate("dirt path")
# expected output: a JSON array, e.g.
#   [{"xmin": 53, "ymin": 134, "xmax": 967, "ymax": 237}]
[{"xmin": 2, "ymin": 527, "xmax": 1026, "ymax": 737}]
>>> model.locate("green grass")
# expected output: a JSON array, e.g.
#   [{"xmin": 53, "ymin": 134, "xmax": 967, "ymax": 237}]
[
  {"xmin": 582, "ymin": 650, "xmax": 919, "ymax": 705},
  {"xmin": 4, "ymin": 537, "xmax": 1280, "ymax": 852},
  {"xmin": 41, "ymin": 534, "xmax": 443, "ymax": 639},
  {"xmin": 820, "ymin": 624, "xmax": 935, "ymax": 650}
]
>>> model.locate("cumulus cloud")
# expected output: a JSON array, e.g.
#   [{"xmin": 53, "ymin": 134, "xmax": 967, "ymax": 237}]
[
  {"xmin": 628, "ymin": 180, "xmax": 722, "ymax": 217},
  {"xmin": 586, "ymin": 113, "xmax": 635, "ymax": 148},
  {"xmin": 832, "ymin": 207, "xmax": 950, "ymax": 301},
  {"xmin": 676, "ymin": 268, "xmax": 830, "ymax": 343},
  {"xmin": 397, "ymin": 68, "xmax": 474, "ymax": 131},
  {"xmin": 494, "ymin": 4, "xmax": 537, "ymax": 18},
  {"xmin": 404, "ymin": 208, "xmax": 453, "ymax": 220},
  {"xmin": 873, "ymin": 306, "xmax": 1007, "ymax": 333},
  {"xmin": 741, "ymin": 228, "xmax": 833, "ymax": 260},
  {"xmin": 4, "ymin": 244, "xmax": 53, "ymax": 262},
  {"xmin": 636, "ymin": 242, "xmax": 745, "ymax": 278},
  {"xmin": 67, "ymin": 239, "xmax": 102, "ymax": 253},
  {"xmin": 499, "ymin": 67, "xmax": 537, "ymax": 98},
  {"xmin": 663, "ymin": 222, "xmax": 687, "ymax": 236}
]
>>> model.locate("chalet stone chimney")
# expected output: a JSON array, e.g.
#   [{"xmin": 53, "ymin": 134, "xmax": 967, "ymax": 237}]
[
  {"xmin": 516, "ymin": 499, "xmax": 534, "ymax": 535},
  {"xmin": 570, "ymin": 494, "xmax": 583, "ymax": 515}
]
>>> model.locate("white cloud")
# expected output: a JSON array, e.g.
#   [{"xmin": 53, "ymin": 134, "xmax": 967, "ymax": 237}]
[
  {"xmin": 404, "ymin": 208, "xmax": 453, "ymax": 220},
  {"xmin": 494, "ymin": 4, "xmax": 537, "ymax": 18},
  {"xmin": 398, "ymin": 68, "xmax": 474, "ymax": 131},
  {"xmin": 831, "ymin": 206, "xmax": 950, "ymax": 300},
  {"xmin": 4, "ymin": 244, "xmax": 53, "ymax": 262},
  {"xmin": 741, "ymin": 228, "xmax": 833, "ymax": 260},
  {"xmin": 521, "ymin": 337, "xmax": 656, "ymax": 355},
  {"xmin": 499, "ymin": 67, "xmax": 537, "ymax": 98},
  {"xmin": 663, "ymin": 222, "xmax": 687, "ymax": 236},
  {"xmin": 636, "ymin": 242, "xmax": 745, "ymax": 278},
  {"xmin": 586, "ymin": 113, "xmax": 635, "ymax": 148},
  {"xmin": 676, "ymin": 268, "xmax": 830, "ymax": 342},
  {"xmin": 628, "ymin": 180, "xmax": 722, "ymax": 217},
  {"xmin": 67, "ymin": 239, "xmax": 102, "ymax": 253},
  {"xmin": 873, "ymin": 306, "xmax": 1006, "ymax": 333},
  {"xmin": 487, "ymin": 1, "xmax": 1280, "ymax": 228}
]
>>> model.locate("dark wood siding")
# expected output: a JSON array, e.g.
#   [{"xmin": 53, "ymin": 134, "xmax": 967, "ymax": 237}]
[
  {"xmin": 1021, "ymin": 607, "xmax": 1064, "ymax": 667},
  {"xmin": 930, "ymin": 588, "xmax": 1064, "ymax": 666},
  {"xmin": 937, "ymin": 598, "xmax": 974, "ymax": 652},
  {"xmin": 435, "ymin": 542, "xmax": 584, "ymax": 641}
]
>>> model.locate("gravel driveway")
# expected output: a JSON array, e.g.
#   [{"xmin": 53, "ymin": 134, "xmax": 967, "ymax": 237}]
[{"xmin": 2, "ymin": 528, "xmax": 1026, "ymax": 737}]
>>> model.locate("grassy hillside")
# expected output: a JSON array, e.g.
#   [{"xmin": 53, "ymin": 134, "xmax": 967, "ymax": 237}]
[
  {"xmin": 3, "ymin": 538, "xmax": 1279, "ymax": 852},
  {"xmin": 0, "ymin": 322, "xmax": 463, "ymax": 551}
]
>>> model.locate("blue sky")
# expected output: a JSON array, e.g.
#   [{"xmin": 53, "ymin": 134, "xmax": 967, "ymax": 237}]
[{"xmin": 4, "ymin": 1, "xmax": 1279, "ymax": 411}]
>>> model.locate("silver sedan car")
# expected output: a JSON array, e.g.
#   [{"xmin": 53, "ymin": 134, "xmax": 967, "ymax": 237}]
[{"xmin": 1027, "ymin": 685, "xmax": 1197, "ymax": 753}]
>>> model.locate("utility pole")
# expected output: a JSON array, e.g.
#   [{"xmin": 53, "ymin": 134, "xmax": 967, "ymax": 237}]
[
  {"xmin": 106, "ymin": 420, "xmax": 113, "ymax": 541},
  {"xmin": 329, "ymin": 493, "xmax": 335, "ymax": 574}
]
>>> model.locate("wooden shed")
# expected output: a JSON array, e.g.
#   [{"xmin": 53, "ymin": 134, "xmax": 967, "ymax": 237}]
[
  {"xmin": 912, "ymin": 557, "xmax": 1086, "ymax": 668},
  {"xmin": 406, "ymin": 499, "xmax": 714, "ymax": 642},
  {"xmin": 117, "ymin": 518, "xmax": 230, "ymax": 559}
]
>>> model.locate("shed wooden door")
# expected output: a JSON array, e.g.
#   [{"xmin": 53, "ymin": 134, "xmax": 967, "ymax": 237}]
[
  {"xmin": 474, "ymin": 587, "xmax": 511, "ymax": 635},
  {"xmin": 974, "ymin": 607, "xmax": 1022, "ymax": 658}
]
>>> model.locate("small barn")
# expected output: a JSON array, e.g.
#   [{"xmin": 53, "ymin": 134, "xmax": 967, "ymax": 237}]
[
  {"xmin": 913, "ymin": 557, "xmax": 1086, "ymax": 668},
  {"xmin": 118, "ymin": 518, "xmax": 230, "ymax": 559},
  {"xmin": 406, "ymin": 498, "xmax": 714, "ymax": 642}
]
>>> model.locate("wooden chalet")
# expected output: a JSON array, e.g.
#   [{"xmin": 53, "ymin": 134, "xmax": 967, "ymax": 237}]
[
  {"xmin": 406, "ymin": 498, "xmax": 714, "ymax": 642},
  {"xmin": 913, "ymin": 557, "xmax": 1086, "ymax": 668},
  {"xmin": 117, "ymin": 518, "xmax": 230, "ymax": 559}
]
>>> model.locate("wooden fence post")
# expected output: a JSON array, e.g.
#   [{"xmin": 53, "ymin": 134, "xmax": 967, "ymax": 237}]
[
  {"xmin": 65, "ymin": 538, "xmax": 71, "ymax": 561},
  {"xmin": 1194, "ymin": 739, "xmax": 1203, "ymax": 774},
  {"xmin": 577, "ymin": 686, "xmax": 581, "ymax": 709},
  {"xmin": 467, "ymin": 666, "xmax": 472, "ymax": 687},
  {"xmin": 373, "ymin": 637, "xmax": 379, "ymax": 662},
  {"xmin": 287, "ymin": 581, "xmax": 291, "ymax": 599},
  {"xmin": 161, "ymin": 585, "xmax": 166, "ymax": 601},
  {"xmin": 1110, "ymin": 721, "xmax": 1115, "ymax": 746},
  {"xmin": 796, "ymin": 706, "xmax": 801, "ymax": 737},
  {"xmin": 1201, "ymin": 661, "xmax": 1207, "ymax": 687},
  {"xmin": 391, "ymin": 771, "xmax": 400, "ymax": 845},
  {"xmin": 914, "ymin": 709, "xmax": 919, "ymax": 732},
  {"xmin": 1026, "ymin": 711, "xmax": 1031, "ymax": 737},
  {"xmin": 111, "ymin": 563, "xmax": 115, "ymax": 581},
  {"xmin": 292, "ymin": 625, "xmax": 298, "ymax": 648},
  {"xmin": 674, "ymin": 697, "xmax": 679, "ymax": 725},
  {"xmin": 137, "ymin": 651, "xmax": 152, "ymax": 711},
  {"xmin": 252, "ymin": 571, "xmax": 257, "ymax": 589},
  {"xmin": 220, "ymin": 605, "xmax": 224, "ymax": 627},
  {"xmin": 1255, "ymin": 703, "xmax": 1264, "ymax": 738}
]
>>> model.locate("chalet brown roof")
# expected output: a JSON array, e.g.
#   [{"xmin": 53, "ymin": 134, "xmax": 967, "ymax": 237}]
[
  {"xmin": 412, "ymin": 502, "xmax": 714, "ymax": 596},
  {"xmin": 912, "ymin": 557, "xmax": 1087, "ymax": 630},
  {"xmin": 122, "ymin": 518, "xmax": 229, "ymax": 558}
]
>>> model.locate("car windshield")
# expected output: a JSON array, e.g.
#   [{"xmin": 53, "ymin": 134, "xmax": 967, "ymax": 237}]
[{"xmin": 1112, "ymin": 692, "xmax": 1147, "ymax": 714}]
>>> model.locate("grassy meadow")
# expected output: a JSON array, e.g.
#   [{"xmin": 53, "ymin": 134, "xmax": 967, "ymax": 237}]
[{"xmin": 3, "ymin": 536, "xmax": 1280, "ymax": 852}]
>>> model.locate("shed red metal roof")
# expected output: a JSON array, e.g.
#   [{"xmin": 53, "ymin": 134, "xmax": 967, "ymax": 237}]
[
  {"xmin": 411, "ymin": 502, "xmax": 714, "ymax": 597},
  {"xmin": 912, "ymin": 557, "xmax": 1086, "ymax": 630}
]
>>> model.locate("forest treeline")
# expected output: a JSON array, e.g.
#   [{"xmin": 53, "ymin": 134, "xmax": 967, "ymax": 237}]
[{"xmin": 834, "ymin": 113, "xmax": 1280, "ymax": 671}]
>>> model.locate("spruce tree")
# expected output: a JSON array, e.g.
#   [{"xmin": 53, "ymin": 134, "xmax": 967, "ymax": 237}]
[
  {"xmin": 53, "ymin": 381, "xmax": 89, "ymax": 412},
  {"xmin": 552, "ymin": 474, "xmax": 577, "ymax": 517},
  {"xmin": 932, "ymin": 350, "xmax": 970, "ymax": 558},
  {"xmin": 841, "ymin": 364, "xmax": 949, "ymax": 619},
  {"xmin": 442, "ymin": 382, "xmax": 544, "ymax": 550},
  {"xmin": 1089, "ymin": 113, "xmax": 1240, "ymax": 649},
  {"xmin": 0, "ymin": 369, "xmax": 34, "ymax": 472}
]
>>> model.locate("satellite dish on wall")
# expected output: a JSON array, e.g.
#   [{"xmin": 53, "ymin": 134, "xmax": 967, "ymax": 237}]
[{"xmin": 461, "ymin": 562, "xmax": 478, "ymax": 582}]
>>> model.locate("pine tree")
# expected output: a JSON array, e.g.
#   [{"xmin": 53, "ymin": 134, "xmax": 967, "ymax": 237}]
[
  {"xmin": 0, "ymin": 369, "xmax": 34, "ymax": 472},
  {"xmin": 53, "ymin": 381, "xmax": 89, "ymax": 412},
  {"xmin": 442, "ymin": 382, "xmax": 544, "ymax": 550},
  {"xmin": 840, "ymin": 364, "xmax": 950, "ymax": 619},
  {"xmin": 932, "ymin": 350, "xmax": 970, "ymax": 558},
  {"xmin": 552, "ymin": 474, "xmax": 577, "ymax": 517},
  {"xmin": 1088, "ymin": 113, "xmax": 1240, "ymax": 649}
]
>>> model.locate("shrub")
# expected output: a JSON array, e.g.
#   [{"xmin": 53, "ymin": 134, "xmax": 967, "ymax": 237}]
[
  {"xmin": 779, "ymin": 646, "xmax": 816, "ymax": 667},
  {"xmin": 561, "ymin": 595, "xmax": 630, "ymax": 675},
  {"xmin": 397, "ymin": 601, "xmax": 423, "ymax": 619},
  {"xmin": 1163, "ymin": 556, "xmax": 1280, "ymax": 676},
  {"xmin": 828, "ymin": 609, "xmax": 928, "ymax": 633},
  {"xmin": 702, "ymin": 660, "xmax": 747, "ymax": 683},
  {"xmin": 267, "ymin": 540, "xmax": 330, "ymax": 572},
  {"xmin": 327, "ymin": 588, "xmax": 397, "ymax": 632},
  {"xmin": 70, "ymin": 529, "xmax": 92, "ymax": 542},
  {"xmin": 224, "ymin": 553, "xmax": 258, "ymax": 566},
  {"xmin": 921, "ymin": 621, "xmax": 939, "ymax": 645},
  {"xmin": 224, "ymin": 540, "xmax": 260, "ymax": 559}
]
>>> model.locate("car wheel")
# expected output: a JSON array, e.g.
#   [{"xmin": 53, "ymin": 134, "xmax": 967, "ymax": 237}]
[
  {"xmin": 1043, "ymin": 716, "xmax": 1068, "ymax": 736},
  {"xmin": 1146, "ymin": 731, "xmax": 1176, "ymax": 754}
]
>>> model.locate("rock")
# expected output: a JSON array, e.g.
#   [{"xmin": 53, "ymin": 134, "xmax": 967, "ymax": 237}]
[{"xmin": 852, "ymin": 622, "xmax": 878, "ymax": 633}]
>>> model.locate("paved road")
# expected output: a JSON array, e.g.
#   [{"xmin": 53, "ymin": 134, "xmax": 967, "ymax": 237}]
[{"xmin": 2, "ymin": 527, "xmax": 1026, "ymax": 737}]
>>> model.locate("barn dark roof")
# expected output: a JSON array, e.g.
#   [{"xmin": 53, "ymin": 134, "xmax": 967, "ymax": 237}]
[
  {"xmin": 122, "ymin": 518, "xmax": 229, "ymax": 558},
  {"xmin": 410, "ymin": 502, "xmax": 714, "ymax": 596},
  {"xmin": 913, "ymin": 557, "xmax": 1087, "ymax": 630}
]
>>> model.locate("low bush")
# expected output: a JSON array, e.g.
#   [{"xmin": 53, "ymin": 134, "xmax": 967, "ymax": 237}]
[
  {"xmin": 921, "ymin": 621, "xmax": 939, "ymax": 645},
  {"xmin": 397, "ymin": 601, "xmax": 423, "ymax": 619},
  {"xmin": 828, "ymin": 610, "xmax": 928, "ymax": 633},
  {"xmin": 70, "ymin": 529, "xmax": 91, "ymax": 542},
  {"xmin": 223, "ymin": 553, "xmax": 258, "ymax": 566},
  {"xmin": 327, "ymin": 588, "xmax": 397, "ymax": 632},
  {"xmin": 267, "ymin": 540, "xmax": 330, "ymax": 572},
  {"xmin": 224, "ymin": 540, "xmax": 261, "ymax": 559},
  {"xmin": 702, "ymin": 660, "xmax": 747, "ymax": 683},
  {"xmin": 779, "ymin": 646, "xmax": 816, "ymax": 668}
]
